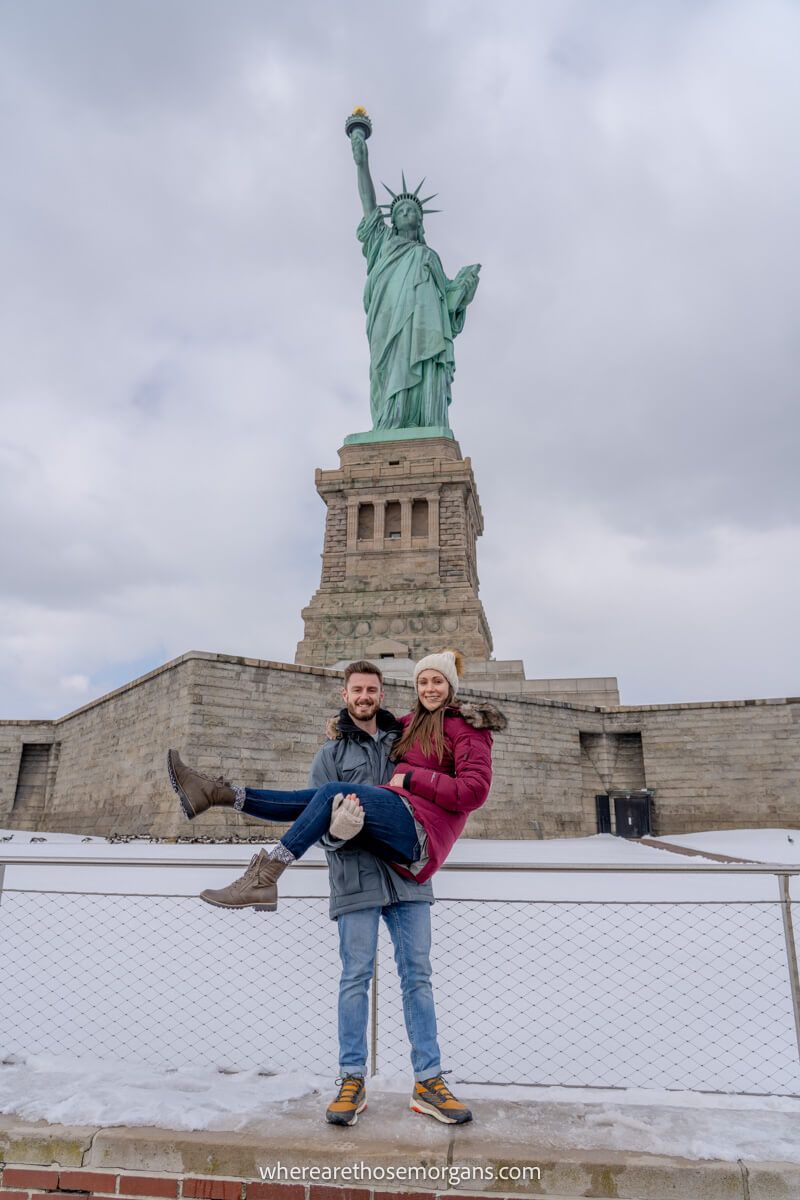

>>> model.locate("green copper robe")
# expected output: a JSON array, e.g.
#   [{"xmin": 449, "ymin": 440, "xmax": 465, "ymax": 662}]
[{"xmin": 358, "ymin": 208, "xmax": 469, "ymax": 430}]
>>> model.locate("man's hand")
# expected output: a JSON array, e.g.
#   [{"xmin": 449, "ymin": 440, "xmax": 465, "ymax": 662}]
[
  {"xmin": 351, "ymin": 132, "xmax": 368, "ymax": 167},
  {"xmin": 329, "ymin": 792, "xmax": 365, "ymax": 840}
]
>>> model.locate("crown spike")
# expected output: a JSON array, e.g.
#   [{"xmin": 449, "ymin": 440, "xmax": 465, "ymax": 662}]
[
  {"xmin": 422, "ymin": 208, "xmax": 442, "ymax": 215},
  {"xmin": 381, "ymin": 182, "xmax": 397, "ymax": 199},
  {"xmin": 401, "ymin": 170, "xmax": 408, "ymax": 192},
  {"xmin": 419, "ymin": 193, "xmax": 438, "ymax": 205},
  {"xmin": 413, "ymin": 177, "xmax": 426, "ymax": 197}
]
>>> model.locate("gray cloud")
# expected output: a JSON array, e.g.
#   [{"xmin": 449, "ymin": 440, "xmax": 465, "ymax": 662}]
[{"xmin": 1, "ymin": 0, "xmax": 798, "ymax": 716}]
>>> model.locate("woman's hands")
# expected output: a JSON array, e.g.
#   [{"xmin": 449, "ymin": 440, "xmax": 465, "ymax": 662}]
[{"xmin": 329, "ymin": 792, "xmax": 365, "ymax": 840}]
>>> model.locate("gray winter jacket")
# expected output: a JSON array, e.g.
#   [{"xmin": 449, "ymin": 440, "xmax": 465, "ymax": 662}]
[{"xmin": 308, "ymin": 706, "xmax": 434, "ymax": 920}]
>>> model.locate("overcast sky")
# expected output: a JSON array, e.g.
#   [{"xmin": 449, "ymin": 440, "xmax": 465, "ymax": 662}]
[{"xmin": 1, "ymin": 0, "xmax": 798, "ymax": 718}]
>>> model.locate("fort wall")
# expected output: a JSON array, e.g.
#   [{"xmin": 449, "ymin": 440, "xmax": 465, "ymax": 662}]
[{"xmin": 1, "ymin": 653, "xmax": 797, "ymax": 840}]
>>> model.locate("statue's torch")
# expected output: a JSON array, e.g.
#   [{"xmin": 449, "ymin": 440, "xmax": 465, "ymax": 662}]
[{"xmin": 345, "ymin": 106, "xmax": 372, "ymax": 142}]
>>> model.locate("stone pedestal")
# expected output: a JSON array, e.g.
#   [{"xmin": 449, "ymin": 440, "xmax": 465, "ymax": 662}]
[{"xmin": 295, "ymin": 436, "xmax": 493, "ymax": 667}]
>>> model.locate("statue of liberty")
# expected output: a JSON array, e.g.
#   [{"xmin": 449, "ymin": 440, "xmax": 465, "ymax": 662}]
[{"xmin": 346, "ymin": 109, "xmax": 481, "ymax": 433}]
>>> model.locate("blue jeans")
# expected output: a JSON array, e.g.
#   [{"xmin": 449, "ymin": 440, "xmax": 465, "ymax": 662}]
[
  {"xmin": 338, "ymin": 901, "xmax": 441, "ymax": 1082},
  {"xmin": 241, "ymin": 780, "xmax": 420, "ymax": 864}
]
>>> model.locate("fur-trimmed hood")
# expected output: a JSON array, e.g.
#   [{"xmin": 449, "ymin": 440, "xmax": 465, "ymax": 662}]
[
  {"xmin": 323, "ymin": 701, "xmax": 507, "ymax": 740},
  {"xmin": 324, "ymin": 706, "xmax": 401, "ymax": 742},
  {"xmin": 451, "ymin": 700, "xmax": 508, "ymax": 732}
]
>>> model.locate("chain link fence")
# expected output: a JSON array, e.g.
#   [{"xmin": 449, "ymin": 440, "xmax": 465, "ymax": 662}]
[
  {"xmin": 1, "ymin": 856, "xmax": 799, "ymax": 1095},
  {"xmin": 378, "ymin": 893, "xmax": 800, "ymax": 1093}
]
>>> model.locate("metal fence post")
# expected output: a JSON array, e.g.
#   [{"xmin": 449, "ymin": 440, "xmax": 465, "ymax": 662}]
[
  {"xmin": 778, "ymin": 872, "xmax": 800, "ymax": 1067},
  {"xmin": 370, "ymin": 950, "xmax": 378, "ymax": 1077}
]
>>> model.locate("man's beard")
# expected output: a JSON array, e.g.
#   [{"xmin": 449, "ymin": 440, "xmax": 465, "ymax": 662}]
[{"xmin": 347, "ymin": 699, "xmax": 379, "ymax": 721}]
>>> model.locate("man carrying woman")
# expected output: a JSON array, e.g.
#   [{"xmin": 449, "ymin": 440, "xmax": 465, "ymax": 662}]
[{"xmin": 167, "ymin": 649, "xmax": 505, "ymax": 1127}]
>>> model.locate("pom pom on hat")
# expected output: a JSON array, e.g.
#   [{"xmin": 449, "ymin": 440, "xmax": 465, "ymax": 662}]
[{"xmin": 413, "ymin": 648, "xmax": 464, "ymax": 697}]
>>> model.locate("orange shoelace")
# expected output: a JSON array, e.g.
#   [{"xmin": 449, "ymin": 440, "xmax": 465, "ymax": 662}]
[
  {"xmin": 424, "ymin": 1076, "xmax": 456, "ymax": 1100},
  {"xmin": 336, "ymin": 1077, "xmax": 362, "ymax": 1100}
]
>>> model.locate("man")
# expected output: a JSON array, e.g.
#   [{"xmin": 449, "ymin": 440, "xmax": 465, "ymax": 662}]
[{"xmin": 314, "ymin": 660, "xmax": 471, "ymax": 1129}]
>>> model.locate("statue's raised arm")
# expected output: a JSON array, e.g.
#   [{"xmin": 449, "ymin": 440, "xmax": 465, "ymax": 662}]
[
  {"xmin": 351, "ymin": 132, "xmax": 377, "ymax": 218},
  {"xmin": 344, "ymin": 107, "xmax": 481, "ymax": 435},
  {"xmin": 345, "ymin": 108, "xmax": 377, "ymax": 218}
]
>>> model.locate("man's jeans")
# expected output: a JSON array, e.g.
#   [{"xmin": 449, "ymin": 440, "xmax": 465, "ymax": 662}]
[
  {"xmin": 241, "ymin": 781, "xmax": 419, "ymax": 864},
  {"xmin": 337, "ymin": 901, "xmax": 442, "ymax": 1082}
]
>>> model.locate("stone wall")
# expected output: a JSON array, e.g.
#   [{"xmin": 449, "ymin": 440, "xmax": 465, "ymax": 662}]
[
  {"xmin": 296, "ymin": 438, "xmax": 493, "ymax": 666},
  {"xmin": 0, "ymin": 653, "xmax": 597, "ymax": 841},
  {"xmin": 320, "ymin": 493, "xmax": 347, "ymax": 586},
  {"xmin": 0, "ymin": 658, "xmax": 196, "ymax": 837},
  {"xmin": 0, "ymin": 720, "xmax": 56, "ymax": 826},
  {"xmin": 606, "ymin": 699, "xmax": 800, "ymax": 834},
  {"xmin": 1, "ymin": 652, "xmax": 797, "ymax": 840},
  {"xmin": 461, "ymin": 660, "xmax": 620, "ymax": 707}
]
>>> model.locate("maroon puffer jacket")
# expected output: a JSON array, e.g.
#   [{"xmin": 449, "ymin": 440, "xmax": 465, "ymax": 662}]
[{"xmin": 386, "ymin": 701, "xmax": 507, "ymax": 884}]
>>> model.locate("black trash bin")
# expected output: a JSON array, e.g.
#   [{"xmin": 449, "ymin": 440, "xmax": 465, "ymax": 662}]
[{"xmin": 612, "ymin": 790, "xmax": 654, "ymax": 838}]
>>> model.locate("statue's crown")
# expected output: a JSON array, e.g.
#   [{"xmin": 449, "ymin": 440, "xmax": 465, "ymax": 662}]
[{"xmin": 380, "ymin": 172, "xmax": 440, "ymax": 221}]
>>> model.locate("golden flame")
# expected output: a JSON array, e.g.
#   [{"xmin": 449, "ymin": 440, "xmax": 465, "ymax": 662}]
[{"xmin": 352, "ymin": 106, "xmax": 369, "ymax": 116}]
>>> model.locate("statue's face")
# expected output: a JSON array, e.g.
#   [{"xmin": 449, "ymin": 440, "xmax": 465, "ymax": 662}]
[{"xmin": 393, "ymin": 199, "xmax": 421, "ymax": 235}]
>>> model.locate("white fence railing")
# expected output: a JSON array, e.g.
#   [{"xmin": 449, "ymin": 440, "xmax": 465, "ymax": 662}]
[{"xmin": 1, "ymin": 854, "xmax": 799, "ymax": 1095}]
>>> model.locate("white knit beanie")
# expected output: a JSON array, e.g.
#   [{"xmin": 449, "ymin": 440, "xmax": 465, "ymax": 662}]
[{"xmin": 413, "ymin": 650, "xmax": 461, "ymax": 697}]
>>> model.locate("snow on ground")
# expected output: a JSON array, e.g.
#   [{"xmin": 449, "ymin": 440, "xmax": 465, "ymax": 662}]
[
  {"xmin": 0, "ymin": 829, "xmax": 106, "ymax": 843},
  {"xmin": 0, "ymin": 828, "xmax": 726, "ymax": 859},
  {"xmin": 658, "ymin": 828, "xmax": 800, "ymax": 864},
  {"xmin": 0, "ymin": 1053, "xmax": 314, "ymax": 1130},
  {"xmin": 0, "ymin": 830, "xmax": 747, "ymax": 901},
  {"xmin": 449, "ymin": 834, "xmax": 709, "ymax": 863},
  {"xmin": 1, "ymin": 1054, "xmax": 799, "ymax": 1163}
]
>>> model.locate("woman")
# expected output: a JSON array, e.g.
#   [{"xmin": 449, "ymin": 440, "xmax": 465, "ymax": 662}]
[{"xmin": 166, "ymin": 649, "xmax": 506, "ymax": 911}]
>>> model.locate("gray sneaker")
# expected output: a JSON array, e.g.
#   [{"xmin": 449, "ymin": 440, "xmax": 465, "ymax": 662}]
[
  {"xmin": 326, "ymin": 1075, "xmax": 367, "ymax": 1126},
  {"xmin": 410, "ymin": 1075, "xmax": 472, "ymax": 1124}
]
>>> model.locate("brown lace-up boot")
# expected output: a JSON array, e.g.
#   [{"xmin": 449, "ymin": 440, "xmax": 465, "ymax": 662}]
[
  {"xmin": 199, "ymin": 849, "xmax": 287, "ymax": 911},
  {"xmin": 167, "ymin": 749, "xmax": 236, "ymax": 820}
]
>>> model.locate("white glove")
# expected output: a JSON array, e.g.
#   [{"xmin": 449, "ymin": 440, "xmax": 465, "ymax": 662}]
[{"xmin": 329, "ymin": 792, "xmax": 365, "ymax": 840}]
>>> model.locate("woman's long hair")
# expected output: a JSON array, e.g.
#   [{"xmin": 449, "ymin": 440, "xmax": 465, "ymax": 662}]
[{"xmin": 391, "ymin": 689, "xmax": 455, "ymax": 763}]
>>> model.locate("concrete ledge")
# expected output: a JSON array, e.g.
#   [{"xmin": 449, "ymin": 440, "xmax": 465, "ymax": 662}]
[
  {"xmin": 86, "ymin": 1112, "xmax": 452, "ymax": 1177},
  {"xmin": 2, "ymin": 1102, "xmax": 800, "ymax": 1199},
  {"xmin": 0, "ymin": 1116, "xmax": 93, "ymax": 1165}
]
